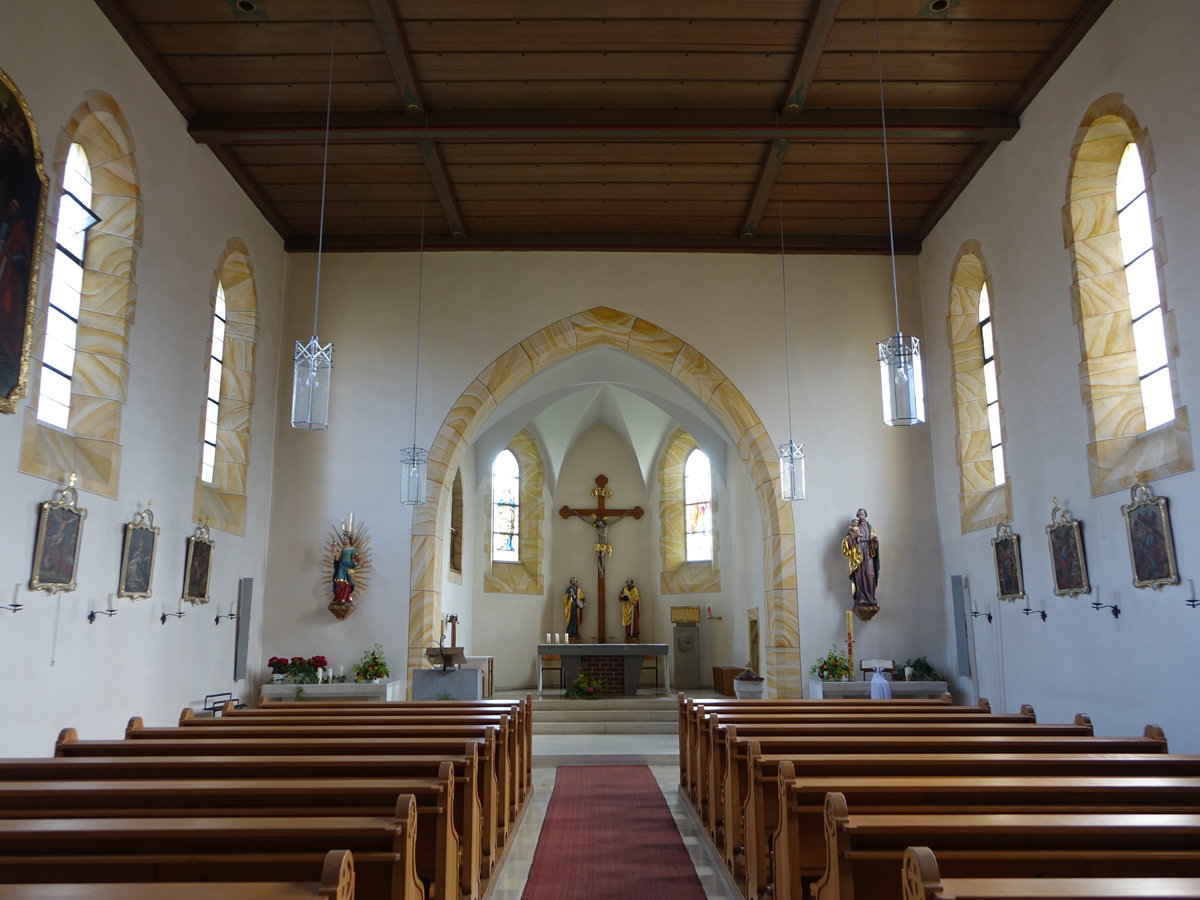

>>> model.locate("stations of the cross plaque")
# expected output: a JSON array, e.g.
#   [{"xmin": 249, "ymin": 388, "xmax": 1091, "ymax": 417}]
[{"xmin": 559, "ymin": 474, "xmax": 643, "ymax": 643}]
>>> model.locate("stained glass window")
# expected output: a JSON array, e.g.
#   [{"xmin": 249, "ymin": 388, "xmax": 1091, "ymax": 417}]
[
  {"xmin": 37, "ymin": 143, "xmax": 98, "ymax": 429},
  {"xmin": 492, "ymin": 449, "xmax": 520, "ymax": 562},
  {"xmin": 1116, "ymin": 142, "xmax": 1172, "ymax": 430},
  {"xmin": 685, "ymin": 448, "xmax": 712, "ymax": 561}
]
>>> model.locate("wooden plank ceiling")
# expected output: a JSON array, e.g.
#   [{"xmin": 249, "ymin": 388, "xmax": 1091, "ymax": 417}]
[{"xmin": 94, "ymin": 0, "xmax": 1112, "ymax": 253}]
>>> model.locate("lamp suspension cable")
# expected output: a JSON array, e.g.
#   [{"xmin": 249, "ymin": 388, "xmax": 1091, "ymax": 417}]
[
  {"xmin": 400, "ymin": 178, "xmax": 430, "ymax": 505},
  {"xmin": 289, "ymin": 0, "xmax": 338, "ymax": 430},
  {"xmin": 873, "ymin": 0, "xmax": 926, "ymax": 427},
  {"xmin": 776, "ymin": 177, "xmax": 805, "ymax": 501}
]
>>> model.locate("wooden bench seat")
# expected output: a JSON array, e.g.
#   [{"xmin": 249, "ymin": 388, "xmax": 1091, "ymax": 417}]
[
  {"xmin": 814, "ymin": 793, "xmax": 1200, "ymax": 900},
  {"xmin": 705, "ymin": 717, "xmax": 1103, "ymax": 854},
  {"xmin": 0, "ymin": 797, "xmax": 423, "ymax": 900},
  {"xmin": 0, "ymin": 847, "xmax": 355, "ymax": 900},
  {"xmin": 0, "ymin": 772, "xmax": 461, "ymax": 900},
  {"xmin": 771, "ymin": 770, "xmax": 1200, "ymax": 900},
  {"xmin": 53, "ymin": 732, "xmax": 501, "ymax": 883},
  {"xmin": 902, "ymin": 846, "xmax": 1200, "ymax": 900}
]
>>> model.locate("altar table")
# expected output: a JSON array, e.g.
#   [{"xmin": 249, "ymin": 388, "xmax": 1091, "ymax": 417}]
[{"xmin": 537, "ymin": 643, "xmax": 669, "ymax": 696}]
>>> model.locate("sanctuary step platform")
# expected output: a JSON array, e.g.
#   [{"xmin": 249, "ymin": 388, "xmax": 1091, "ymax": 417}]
[{"xmin": 532, "ymin": 696, "xmax": 678, "ymax": 735}]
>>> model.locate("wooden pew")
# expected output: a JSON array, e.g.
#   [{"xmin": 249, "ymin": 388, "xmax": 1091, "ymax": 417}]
[
  {"xmin": 221, "ymin": 697, "xmax": 533, "ymax": 801},
  {"xmin": 53, "ymin": 730, "xmax": 500, "ymax": 884},
  {"xmin": 148, "ymin": 715, "xmax": 520, "ymax": 834},
  {"xmin": 0, "ymin": 770, "xmax": 460, "ymax": 900},
  {"xmin": 676, "ymin": 694, "xmax": 971, "ymax": 801},
  {"xmin": 707, "ymin": 716, "xmax": 1102, "ymax": 861},
  {"xmin": 902, "ymin": 845, "xmax": 1200, "ymax": 900},
  {"xmin": 772, "ymin": 768, "xmax": 1200, "ymax": 900},
  {"xmin": 0, "ymin": 847, "xmax": 356, "ymax": 900},
  {"xmin": 0, "ymin": 750, "xmax": 486, "ymax": 894},
  {"xmin": 813, "ymin": 792, "xmax": 1200, "ymax": 900},
  {"xmin": 694, "ymin": 707, "xmax": 1044, "ymax": 829},
  {"xmin": 0, "ymin": 795, "xmax": 425, "ymax": 900}
]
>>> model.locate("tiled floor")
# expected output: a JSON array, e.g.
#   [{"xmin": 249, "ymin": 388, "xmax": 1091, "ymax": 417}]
[{"xmin": 486, "ymin": 731, "xmax": 741, "ymax": 900}]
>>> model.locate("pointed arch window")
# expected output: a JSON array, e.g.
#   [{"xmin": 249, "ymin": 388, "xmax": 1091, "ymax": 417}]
[
  {"xmin": 491, "ymin": 449, "xmax": 520, "ymax": 562},
  {"xmin": 1116, "ymin": 142, "xmax": 1172, "ymax": 430},
  {"xmin": 978, "ymin": 284, "xmax": 1005, "ymax": 486},
  {"xmin": 37, "ymin": 143, "xmax": 98, "ymax": 429},
  {"xmin": 684, "ymin": 448, "xmax": 713, "ymax": 562},
  {"xmin": 201, "ymin": 282, "xmax": 227, "ymax": 483}
]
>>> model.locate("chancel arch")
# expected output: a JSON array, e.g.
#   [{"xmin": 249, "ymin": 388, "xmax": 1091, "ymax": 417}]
[{"xmin": 407, "ymin": 306, "xmax": 801, "ymax": 697}]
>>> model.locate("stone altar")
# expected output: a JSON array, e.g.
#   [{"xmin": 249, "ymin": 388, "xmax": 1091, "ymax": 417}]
[{"xmin": 537, "ymin": 642, "xmax": 669, "ymax": 696}]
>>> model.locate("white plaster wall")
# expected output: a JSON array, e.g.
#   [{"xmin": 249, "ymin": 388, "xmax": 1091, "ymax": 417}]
[
  {"xmin": 265, "ymin": 247, "xmax": 946, "ymax": 698},
  {"xmin": 0, "ymin": 5, "xmax": 285, "ymax": 756},
  {"xmin": 917, "ymin": 0, "xmax": 1200, "ymax": 749}
]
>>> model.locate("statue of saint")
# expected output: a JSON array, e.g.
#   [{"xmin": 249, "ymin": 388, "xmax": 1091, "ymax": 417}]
[
  {"xmin": 841, "ymin": 507, "xmax": 880, "ymax": 620},
  {"xmin": 332, "ymin": 532, "xmax": 360, "ymax": 605},
  {"xmin": 618, "ymin": 577, "xmax": 640, "ymax": 640},
  {"xmin": 563, "ymin": 576, "xmax": 586, "ymax": 643}
]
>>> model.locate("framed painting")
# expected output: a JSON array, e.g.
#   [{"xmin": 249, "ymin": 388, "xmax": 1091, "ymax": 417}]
[
  {"xmin": 30, "ymin": 477, "xmax": 86, "ymax": 592},
  {"xmin": 992, "ymin": 521, "xmax": 1025, "ymax": 602},
  {"xmin": 118, "ymin": 505, "xmax": 159, "ymax": 600},
  {"xmin": 1045, "ymin": 498, "xmax": 1089, "ymax": 597},
  {"xmin": 0, "ymin": 67, "xmax": 48, "ymax": 414},
  {"xmin": 1121, "ymin": 482, "xmax": 1179, "ymax": 590},
  {"xmin": 183, "ymin": 522, "xmax": 214, "ymax": 605}
]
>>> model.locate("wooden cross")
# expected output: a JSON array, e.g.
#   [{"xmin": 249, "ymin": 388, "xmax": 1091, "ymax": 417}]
[{"xmin": 559, "ymin": 474, "xmax": 643, "ymax": 643}]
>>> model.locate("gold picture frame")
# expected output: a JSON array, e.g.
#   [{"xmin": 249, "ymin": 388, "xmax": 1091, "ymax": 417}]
[
  {"xmin": 183, "ymin": 522, "xmax": 214, "ymax": 605},
  {"xmin": 992, "ymin": 521, "xmax": 1025, "ymax": 602},
  {"xmin": 1121, "ymin": 482, "xmax": 1179, "ymax": 590},
  {"xmin": 31, "ymin": 476, "xmax": 86, "ymax": 593},
  {"xmin": 0, "ymin": 67, "xmax": 48, "ymax": 415},
  {"xmin": 1045, "ymin": 498, "xmax": 1089, "ymax": 598},
  {"xmin": 118, "ymin": 504, "xmax": 159, "ymax": 600}
]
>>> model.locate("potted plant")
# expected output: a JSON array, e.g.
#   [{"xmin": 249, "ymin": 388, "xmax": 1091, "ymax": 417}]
[
  {"xmin": 352, "ymin": 643, "xmax": 389, "ymax": 683},
  {"xmin": 267, "ymin": 654, "xmax": 328, "ymax": 684},
  {"xmin": 564, "ymin": 671, "xmax": 605, "ymax": 698},
  {"xmin": 809, "ymin": 645, "xmax": 852, "ymax": 681}
]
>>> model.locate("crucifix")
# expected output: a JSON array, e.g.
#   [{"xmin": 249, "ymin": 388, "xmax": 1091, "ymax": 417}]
[{"xmin": 559, "ymin": 474, "xmax": 643, "ymax": 643}]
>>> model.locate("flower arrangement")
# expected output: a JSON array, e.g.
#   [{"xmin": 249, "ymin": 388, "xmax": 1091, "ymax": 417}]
[
  {"xmin": 902, "ymin": 655, "xmax": 942, "ymax": 681},
  {"xmin": 352, "ymin": 643, "xmax": 389, "ymax": 683},
  {"xmin": 808, "ymin": 645, "xmax": 851, "ymax": 681},
  {"xmin": 564, "ymin": 670, "xmax": 605, "ymax": 699},
  {"xmin": 268, "ymin": 655, "xmax": 328, "ymax": 683}
]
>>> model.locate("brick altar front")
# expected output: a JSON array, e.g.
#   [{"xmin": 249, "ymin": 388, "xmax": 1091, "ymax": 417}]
[{"xmin": 537, "ymin": 643, "xmax": 669, "ymax": 696}]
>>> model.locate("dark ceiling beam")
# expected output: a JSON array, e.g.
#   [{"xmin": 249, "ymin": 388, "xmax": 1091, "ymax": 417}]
[
  {"xmin": 92, "ymin": 0, "xmax": 197, "ymax": 119},
  {"xmin": 189, "ymin": 109, "xmax": 1019, "ymax": 145},
  {"xmin": 365, "ymin": 0, "xmax": 425, "ymax": 114},
  {"xmin": 91, "ymin": 0, "xmax": 296, "ymax": 235},
  {"xmin": 739, "ymin": 140, "xmax": 789, "ymax": 239},
  {"xmin": 283, "ymin": 231, "xmax": 922, "ymax": 255},
  {"xmin": 741, "ymin": 0, "xmax": 843, "ymax": 239},
  {"xmin": 1008, "ymin": 0, "xmax": 1116, "ymax": 115},
  {"xmin": 417, "ymin": 140, "xmax": 467, "ymax": 238},
  {"xmin": 914, "ymin": 139, "xmax": 1001, "ymax": 242},
  {"xmin": 781, "ymin": 0, "xmax": 843, "ymax": 114}
]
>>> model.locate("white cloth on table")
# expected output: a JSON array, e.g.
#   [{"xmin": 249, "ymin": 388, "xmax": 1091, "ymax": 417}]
[{"xmin": 869, "ymin": 667, "xmax": 892, "ymax": 699}]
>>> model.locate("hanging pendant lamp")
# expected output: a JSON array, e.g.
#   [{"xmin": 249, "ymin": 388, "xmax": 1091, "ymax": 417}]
[
  {"xmin": 290, "ymin": 1, "xmax": 338, "ymax": 430},
  {"xmin": 873, "ymin": 4, "xmax": 926, "ymax": 427}
]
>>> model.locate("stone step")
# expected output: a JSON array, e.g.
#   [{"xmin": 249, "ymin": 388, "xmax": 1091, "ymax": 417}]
[{"xmin": 534, "ymin": 720, "xmax": 678, "ymax": 735}]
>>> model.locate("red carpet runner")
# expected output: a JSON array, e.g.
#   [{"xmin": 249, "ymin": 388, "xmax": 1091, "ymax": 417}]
[{"xmin": 521, "ymin": 765, "xmax": 707, "ymax": 900}]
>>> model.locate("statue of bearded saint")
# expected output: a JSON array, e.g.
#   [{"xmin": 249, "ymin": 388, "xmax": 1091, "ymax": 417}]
[{"xmin": 618, "ymin": 577, "xmax": 640, "ymax": 640}]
